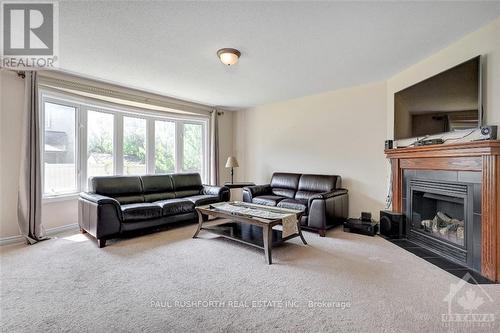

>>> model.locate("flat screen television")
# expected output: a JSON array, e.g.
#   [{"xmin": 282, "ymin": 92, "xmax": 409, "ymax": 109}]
[{"xmin": 394, "ymin": 56, "xmax": 482, "ymax": 141}]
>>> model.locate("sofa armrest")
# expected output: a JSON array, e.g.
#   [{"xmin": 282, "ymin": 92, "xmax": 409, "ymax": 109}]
[
  {"xmin": 307, "ymin": 189, "xmax": 349, "ymax": 230},
  {"xmin": 78, "ymin": 192, "xmax": 122, "ymax": 240},
  {"xmin": 202, "ymin": 185, "xmax": 230, "ymax": 202},
  {"xmin": 308, "ymin": 188, "xmax": 348, "ymax": 204},
  {"xmin": 80, "ymin": 192, "xmax": 120, "ymax": 206},
  {"xmin": 242, "ymin": 184, "xmax": 271, "ymax": 202}
]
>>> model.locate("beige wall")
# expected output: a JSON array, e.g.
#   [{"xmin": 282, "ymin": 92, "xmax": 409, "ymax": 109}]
[
  {"xmin": 2, "ymin": 17, "xmax": 499, "ymax": 239},
  {"xmin": 0, "ymin": 70, "xmax": 234, "ymax": 239},
  {"xmin": 0, "ymin": 71, "xmax": 24, "ymax": 238},
  {"xmin": 387, "ymin": 18, "xmax": 500, "ymax": 139},
  {"xmin": 233, "ymin": 82, "xmax": 388, "ymax": 218},
  {"xmin": 217, "ymin": 111, "xmax": 234, "ymax": 185},
  {"xmin": 232, "ymin": 18, "xmax": 500, "ymax": 220}
]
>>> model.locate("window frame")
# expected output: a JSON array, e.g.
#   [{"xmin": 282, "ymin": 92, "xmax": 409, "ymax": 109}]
[
  {"xmin": 41, "ymin": 97, "xmax": 81, "ymax": 199},
  {"xmin": 180, "ymin": 120, "xmax": 208, "ymax": 174},
  {"xmin": 85, "ymin": 108, "xmax": 116, "ymax": 179},
  {"xmin": 122, "ymin": 115, "xmax": 148, "ymax": 176},
  {"xmin": 153, "ymin": 118, "xmax": 177, "ymax": 175},
  {"xmin": 40, "ymin": 90, "xmax": 209, "ymax": 201}
]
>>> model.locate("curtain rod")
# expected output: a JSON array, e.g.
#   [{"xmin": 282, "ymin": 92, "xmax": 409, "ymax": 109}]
[
  {"xmin": 14, "ymin": 70, "xmax": 225, "ymax": 116},
  {"xmin": 211, "ymin": 110, "xmax": 224, "ymax": 116}
]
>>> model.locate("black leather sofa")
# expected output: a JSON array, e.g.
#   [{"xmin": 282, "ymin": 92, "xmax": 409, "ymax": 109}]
[
  {"xmin": 78, "ymin": 173, "xmax": 230, "ymax": 247},
  {"xmin": 242, "ymin": 173, "xmax": 348, "ymax": 236}
]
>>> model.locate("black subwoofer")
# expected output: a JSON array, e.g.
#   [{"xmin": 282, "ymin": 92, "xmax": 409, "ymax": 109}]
[{"xmin": 380, "ymin": 211, "xmax": 405, "ymax": 239}]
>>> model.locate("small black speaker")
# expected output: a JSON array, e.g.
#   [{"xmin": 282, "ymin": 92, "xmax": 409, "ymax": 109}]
[
  {"xmin": 385, "ymin": 140, "xmax": 393, "ymax": 149},
  {"xmin": 480, "ymin": 126, "xmax": 497, "ymax": 140},
  {"xmin": 379, "ymin": 211, "xmax": 405, "ymax": 239}
]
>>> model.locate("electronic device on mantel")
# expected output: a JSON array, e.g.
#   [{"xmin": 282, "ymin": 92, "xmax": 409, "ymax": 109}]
[
  {"xmin": 414, "ymin": 138, "xmax": 444, "ymax": 146},
  {"xmin": 390, "ymin": 125, "xmax": 498, "ymax": 149},
  {"xmin": 480, "ymin": 125, "xmax": 498, "ymax": 140}
]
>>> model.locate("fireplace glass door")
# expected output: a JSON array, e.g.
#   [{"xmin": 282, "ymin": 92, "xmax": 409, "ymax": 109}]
[{"xmin": 411, "ymin": 190, "xmax": 465, "ymax": 247}]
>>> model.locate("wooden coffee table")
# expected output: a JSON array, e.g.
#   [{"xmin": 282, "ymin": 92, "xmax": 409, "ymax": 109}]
[{"xmin": 193, "ymin": 202, "xmax": 307, "ymax": 264}]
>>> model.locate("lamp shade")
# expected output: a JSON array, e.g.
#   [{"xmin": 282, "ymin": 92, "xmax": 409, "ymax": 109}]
[{"xmin": 225, "ymin": 156, "xmax": 239, "ymax": 168}]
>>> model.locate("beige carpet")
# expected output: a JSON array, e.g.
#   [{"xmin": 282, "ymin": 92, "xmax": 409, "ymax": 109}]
[{"xmin": 1, "ymin": 225, "xmax": 499, "ymax": 332}]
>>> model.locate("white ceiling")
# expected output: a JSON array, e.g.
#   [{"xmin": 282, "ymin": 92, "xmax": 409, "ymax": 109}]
[{"xmin": 59, "ymin": 1, "xmax": 500, "ymax": 109}]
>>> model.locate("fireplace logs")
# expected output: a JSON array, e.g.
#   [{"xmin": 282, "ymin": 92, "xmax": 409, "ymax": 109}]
[{"xmin": 421, "ymin": 211, "xmax": 465, "ymax": 243}]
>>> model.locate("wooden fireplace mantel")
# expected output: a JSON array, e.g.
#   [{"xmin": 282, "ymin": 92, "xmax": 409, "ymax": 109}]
[{"xmin": 385, "ymin": 140, "xmax": 500, "ymax": 282}]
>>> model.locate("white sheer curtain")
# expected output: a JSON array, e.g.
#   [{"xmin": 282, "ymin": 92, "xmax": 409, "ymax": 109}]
[{"xmin": 17, "ymin": 71, "xmax": 47, "ymax": 244}]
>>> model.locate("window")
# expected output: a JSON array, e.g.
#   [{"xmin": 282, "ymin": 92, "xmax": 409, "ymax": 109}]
[
  {"xmin": 87, "ymin": 111, "xmax": 114, "ymax": 178},
  {"xmin": 154, "ymin": 120, "xmax": 176, "ymax": 174},
  {"xmin": 43, "ymin": 102, "xmax": 77, "ymax": 195},
  {"xmin": 123, "ymin": 117, "xmax": 147, "ymax": 175},
  {"xmin": 41, "ymin": 92, "xmax": 209, "ymax": 198},
  {"xmin": 182, "ymin": 123, "xmax": 203, "ymax": 173}
]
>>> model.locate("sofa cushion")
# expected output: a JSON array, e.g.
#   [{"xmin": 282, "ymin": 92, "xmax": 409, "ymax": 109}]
[
  {"xmin": 144, "ymin": 192, "xmax": 175, "ymax": 202},
  {"xmin": 155, "ymin": 198, "xmax": 195, "ymax": 216},
  {"xmin": 298, "ymin": 174, "xmax": 339, "ymax": 192},
  {"xmin": 277, "ymin": 198, "xmax": 308, "ymax": 213},
  {"xmin": 270, "ymin": 172, "xmax": 301, "ymax": 198},
  {"xmin": 186, "ymin": 195, "xmax": 220, "ymax": 206},
  {"xmin": 175, "ymin": 189, "xmax": 202, "ymax": 198},
  {"xmin": 91, "ymin": 176, "xmax": 142, "ymax": 195},
  {"xmin": 252, "ymin": 195, "xmax": 286, "ymax": 206},
  {"xmin": 90, "ymin": 176, "xmax": 144, "ymax": 204},
  {"xmin": 171, "ymin": 173, "xmax": 202, "ymax": 190},
  {"xmin": 295, "ymin": 174, "xmax": 340, "ymax": 201},
  {"xmin": 271, "ymin": 188, "xmax": 296, "ymax": 199},
  {"xmin": 270, "ymin": 172, "xmax": 301, "ymax": 189},
  {"xmin": 141, "ymin": 175, "xmax": 175, "ymax": 202},
  {"xmin": 171, "ymin": 173, "xmax": 202, "ymax": 198},
  {"xmin": 121, "ymin": 203, "xmax": 163, "ymax": 222},
  {"xmin": 89, "ymin": 176, "xmax": 144, "ymax": 204},
  {"xmin": 113, "ymin": 195, "xmax": 145, "ymax": 205}
]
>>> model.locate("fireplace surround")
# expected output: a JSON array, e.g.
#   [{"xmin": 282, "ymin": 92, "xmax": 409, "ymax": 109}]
[
  {"xmin": 405, "ymin": 175, "xmax": 480, "ymax": 271},
  {"xmin": 386, "ymin": 141, "xmax": 500, "ymax": 281}
]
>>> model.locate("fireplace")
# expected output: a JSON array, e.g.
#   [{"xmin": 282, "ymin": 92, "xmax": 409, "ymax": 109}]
[
  {"xmin": 385, "ymin": 141, "xmax": 500, "ymax": 281},
  {"xmin": 406, "ymin": 178, "xmax": 477, "ymax": 268}
]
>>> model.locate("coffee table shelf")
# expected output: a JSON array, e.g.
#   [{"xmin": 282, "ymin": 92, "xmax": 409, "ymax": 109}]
[
  {"xmin": 202, "ymin": 222, "xmax": 287, "ymax": 249},
  {"xmin": 193, "ymin": 203, "xmax": 307, "ymax": 264}
]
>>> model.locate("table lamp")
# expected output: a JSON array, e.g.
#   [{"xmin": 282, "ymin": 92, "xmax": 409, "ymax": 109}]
[{"xmin": 225, "ymin": 156, "xmax": 239, "ymax": 184}]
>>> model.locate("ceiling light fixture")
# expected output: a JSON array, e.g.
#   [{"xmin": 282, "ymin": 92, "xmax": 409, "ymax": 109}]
[{"xmin": 217, "ymin": 48, "xmax": 241, "ymax": 66}]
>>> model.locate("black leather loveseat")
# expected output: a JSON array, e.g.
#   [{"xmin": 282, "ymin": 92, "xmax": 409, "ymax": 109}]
[
  {"xmin": 78, "ymin": 173, "xmax": 229, "ymax": 247},
  {"xmin": 243, "ymin": 173, "xmax": 348, "ymax": 236}
]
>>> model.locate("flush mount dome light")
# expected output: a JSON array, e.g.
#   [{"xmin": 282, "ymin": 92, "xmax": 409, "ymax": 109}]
[{"xmin": 217, "ymin": 48, "xmax": 241, "ymax": 66}]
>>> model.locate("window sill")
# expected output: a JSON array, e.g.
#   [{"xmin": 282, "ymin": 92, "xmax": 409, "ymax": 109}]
[{"xmin": 42, "ymin": 193, "xmax": 80, "ymax": 203}]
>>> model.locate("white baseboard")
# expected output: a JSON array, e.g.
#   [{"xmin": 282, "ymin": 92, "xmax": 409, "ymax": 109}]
[
  {"xmin": 0, "ymin": 223, "xmax": 79, "ymax": 246},
  {"xmin": 45, "ymin": 223, "xmax": 79, "ymax": 236},
  {"xmin": 0, "ymin": 234, "xmax": 24, "ymax": 246}
]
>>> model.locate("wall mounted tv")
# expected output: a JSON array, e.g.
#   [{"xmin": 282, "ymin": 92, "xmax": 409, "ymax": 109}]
[{"xmin": 394, "ymin": 56, "xmax": 481, "ymax": 141}]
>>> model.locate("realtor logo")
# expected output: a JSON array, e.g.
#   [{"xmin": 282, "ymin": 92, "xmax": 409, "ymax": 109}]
[
  {"xmin": 442, "ymin": 273, "xmax": 495, "ymax": 329},
  {"xmin": 1, "ymin": 1, "xmax": 59, "ymax": 68}
]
